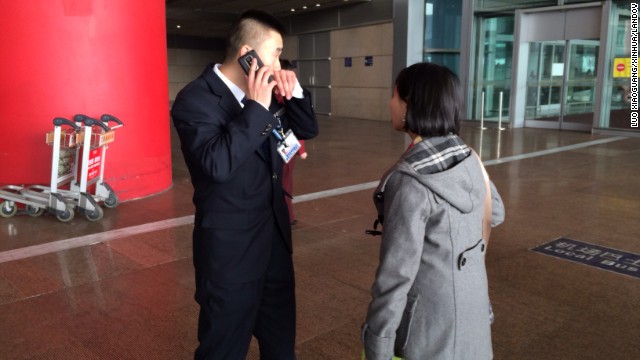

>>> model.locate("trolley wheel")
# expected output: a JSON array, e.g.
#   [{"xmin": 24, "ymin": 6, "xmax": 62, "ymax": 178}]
[
  {"xmin": 103, "ymin": 192, "xmax": 119, "ymax": 208},
  {"xmin": 1, "ymin": 201, "xmax": 18, "ymax": 218},
  {"xmin": 26, "ymin": 205, "xmax": 45, "ymax": 217},
  {"xmin": 56, "ymin": 208, "xmax": 75, "ymax": 222},
  {"xmin": 85, "ymin": 206, "xmax": 104, "ymax": 222}
]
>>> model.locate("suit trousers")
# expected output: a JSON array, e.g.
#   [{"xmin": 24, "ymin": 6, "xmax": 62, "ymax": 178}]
[
  {"xmin": 282, "ymin": 156, "xmax": 296, "ymax": 222},
  {"xmin": 194, "ymin": 228, "xmax": 296, "ymax": 360}
]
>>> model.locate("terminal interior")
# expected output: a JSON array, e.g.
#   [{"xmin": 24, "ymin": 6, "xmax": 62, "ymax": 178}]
[
  {"xmin": 1, "ymin": 0, "xmax": 639, "ymax": 359},
  {"xmin": 1, "ymin": 116, "xmax": 639, "ymax": 359}
]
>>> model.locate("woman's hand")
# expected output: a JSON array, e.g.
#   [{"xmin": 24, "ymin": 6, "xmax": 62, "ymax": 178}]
[{"xmin": 272, "ymin": 69, "xmax": 298, "ymax": 100}]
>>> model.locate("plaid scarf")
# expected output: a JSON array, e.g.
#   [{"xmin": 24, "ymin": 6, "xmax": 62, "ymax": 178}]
[{"xmin": 403, "ymin": 134, "xmax": 470, "ymax": 175}]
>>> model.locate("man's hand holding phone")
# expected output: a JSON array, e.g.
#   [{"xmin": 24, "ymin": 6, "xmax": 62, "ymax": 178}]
[{"xmin": 243, "ymin": 55, "xmax": 276, "ymax": 110}]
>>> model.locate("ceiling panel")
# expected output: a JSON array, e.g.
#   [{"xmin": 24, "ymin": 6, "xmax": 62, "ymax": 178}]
[{"xmin": 166, "ymin": 0, "xmax": 371, "ymax": 38}]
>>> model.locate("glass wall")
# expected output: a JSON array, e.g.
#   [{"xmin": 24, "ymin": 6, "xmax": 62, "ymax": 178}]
[
  {"xmin": 463, "ymin": 0, "xmax": 637, "ymax": 133},
  {"xmin": 474, "ymin": 0, "xmax": 555, "ymax": 12},
  {"xmin": 424, "ymin": 0, "xmax": 462, "ymax": 74},
  {"xmin": 563, "ymin": 0, "xmax": 603, "ymax": 4},
  {"xmin": 471, "ymin": 15, "xmax": 514, "ymax": 122},
  {"xmin": 602, "ymin": 1, "xmax": 634, "ymax": 131},
  {"xmin": 525, "ymin": 41, "xmax": 565, "ymax": 121}
]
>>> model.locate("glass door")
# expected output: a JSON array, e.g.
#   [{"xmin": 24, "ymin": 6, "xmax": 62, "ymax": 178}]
[
  {"xmin": 525, "ymin": 41, "xmax": 565, "ymax": 126},
  {"xmin": 562, "ymin": 40, "xmax": 599, "ymax": 130},
  {"xmin": 525, "ymin": 40, "xmax": 598, "ymax": 130}
]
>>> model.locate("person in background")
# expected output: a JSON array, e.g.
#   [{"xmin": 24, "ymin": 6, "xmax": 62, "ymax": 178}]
[
  {"xmin": 361, "ymin": 62, "xmax": 505, "ymax": 360},
  {"xmin": 170, "ymin": 9, "xmax": 318, "ymax": 360},
  {"xmin": 278, "ymin": 59, "xmax": 308, "ymax": 225}
]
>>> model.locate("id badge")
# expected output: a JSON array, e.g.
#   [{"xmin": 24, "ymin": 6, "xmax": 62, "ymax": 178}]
[{"xmin": 276, "ymin": 130, "xmax": 301, "ymax": 163}]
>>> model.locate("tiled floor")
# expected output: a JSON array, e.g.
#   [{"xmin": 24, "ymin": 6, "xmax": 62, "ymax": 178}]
[{"xmin": 1, "ymin": 115, "xmax": 640, "ymax": 359}]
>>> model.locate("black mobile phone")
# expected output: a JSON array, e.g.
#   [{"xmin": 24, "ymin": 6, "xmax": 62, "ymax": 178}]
[{"xmin": 238, "ymin": 50, "xmax": 273, "ymax": 82}]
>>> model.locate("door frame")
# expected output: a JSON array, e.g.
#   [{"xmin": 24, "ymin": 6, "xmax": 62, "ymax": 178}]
[{"xmin": 510, "ymin": 2, "xmax": 606, "ymax": 131}]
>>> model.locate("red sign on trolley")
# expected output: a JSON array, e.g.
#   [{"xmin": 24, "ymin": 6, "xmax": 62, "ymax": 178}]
[{"xmin": 86, "ymin": 148, "xmax": 101, "ymax": 181}]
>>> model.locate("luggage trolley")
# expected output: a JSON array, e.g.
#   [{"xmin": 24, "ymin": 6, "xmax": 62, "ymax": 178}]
[
  {"xmin": 76, "ymin": 113, "xmax": 123, "ymax": 209},
  {"xmin": 68, "ymin": 114, "xmax": 123, "ymax": 221},
  {"xmin": 0, "ymin": 117, "xmax": 78, "ymax": 222},
  {"xmin": 21, "ymin": 114, "xmax": 123, "ymax": 221}
]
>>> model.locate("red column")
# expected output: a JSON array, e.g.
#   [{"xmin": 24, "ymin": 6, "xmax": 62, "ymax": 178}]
[{"xmin": 0, "ymin": 0, "xmax": 171, "ymax": 201}]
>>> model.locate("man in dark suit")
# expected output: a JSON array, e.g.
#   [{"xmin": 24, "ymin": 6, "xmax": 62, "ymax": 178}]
[{"xmin": 170, "ymin": 9, "xmax": 318, "ymax": 360}]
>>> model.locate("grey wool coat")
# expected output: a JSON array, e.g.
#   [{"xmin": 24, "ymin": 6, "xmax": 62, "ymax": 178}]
[{"xmin": 362, "ymin": 135, "xmax": 505, "ymax": 360}]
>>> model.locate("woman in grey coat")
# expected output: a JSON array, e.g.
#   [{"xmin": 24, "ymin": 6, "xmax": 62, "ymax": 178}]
[{"xmin": 362, "ymin": 63, "xmax": 505, "ymax": 360}]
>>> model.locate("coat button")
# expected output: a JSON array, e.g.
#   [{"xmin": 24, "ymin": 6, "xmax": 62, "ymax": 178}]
[
  {"xmin": 481, "ymin": 244, "xmax": 485, "ymax": 252},
  {"xmin": 272, "ymin": 173, "xmax": 277, "ymax": 180},
  {"xmin": 458, "ymin": 256, "xmax": 467, "ymax": 269}
]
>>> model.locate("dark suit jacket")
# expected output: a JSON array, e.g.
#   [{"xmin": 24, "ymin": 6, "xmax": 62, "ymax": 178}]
[{"xmin": 171, "ymin": 64, "xmax": 318, "ymax": 283}]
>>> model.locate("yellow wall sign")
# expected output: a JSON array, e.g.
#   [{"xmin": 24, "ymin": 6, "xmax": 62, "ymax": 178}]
[{"xmin": 613, "ymin": 58, "xmax": 631, "ymax": 78}]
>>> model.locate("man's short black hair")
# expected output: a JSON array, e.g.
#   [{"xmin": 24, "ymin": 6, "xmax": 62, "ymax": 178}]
[
  {"xmin": 280, "ymin": 58, "xmax": 293, "ymax": 70},
  {"xmin": 395, "ymin": 62, "xmax": 462, "ymax": 137},
  {"xmin": 225, "ymin": 9, "xmax": 287, "ymax": 61},
  {"xmin": 236, "ymin": 10, "xmax": 286, "ymax": 34}
]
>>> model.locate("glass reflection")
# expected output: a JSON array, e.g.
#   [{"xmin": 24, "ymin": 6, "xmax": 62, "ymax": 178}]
[
  {"xmin": 605, "ymin": 3, "xmax": 634, "ymax": 130},
  {"xmin": 564, "ymin": 41, "xmax": 599, "ymax": 125},
  {"xmin": 425, "ymin": 0, "xmax": 462, "ymax": 74},
  {"xmin": 472, "ymin": 15, "xmax": 513, "ymax": 122},
  {"xmin": 525, "ymin": 41, "xmax": 565, "ymax": 121}
]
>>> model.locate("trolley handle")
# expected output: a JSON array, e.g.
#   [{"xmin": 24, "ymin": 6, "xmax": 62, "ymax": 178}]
[
  {"xmin": 53, "ymin": 117, "xmax": 80, "ymax": 130},
  {"xmin": 100, "ymin": 113, "xmax": 124, "ymax": 129},
  {"xmin": 74, "ymin": 114, "xmax": 111, "ymax": 132}
]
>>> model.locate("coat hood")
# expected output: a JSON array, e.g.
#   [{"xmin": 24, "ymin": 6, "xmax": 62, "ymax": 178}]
[{"xmin": 379, "ymin": 135, "xmax": 483, "ymax": 214}]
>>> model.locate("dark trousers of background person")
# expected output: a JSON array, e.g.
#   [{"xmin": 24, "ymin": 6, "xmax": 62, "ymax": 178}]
[{"xmin": 193, "ymin": 228, "xmax": 296, "ymax": 360}]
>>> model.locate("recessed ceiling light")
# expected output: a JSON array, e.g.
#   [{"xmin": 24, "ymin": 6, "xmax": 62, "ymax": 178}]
[
  {"xmin": 316, "ymin": 3, "xmax": 321, "ymax": 6},
  {"xmin": 176, "ymin": 25, "xmax": 181, "ymax": 29},
  {"xmin": 290, "ymin": 8, "xmax": 295, "ymax": 11},
  {"xmin": 302, "ymin": 5, "xmax": 308, "ymax": 9}
]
